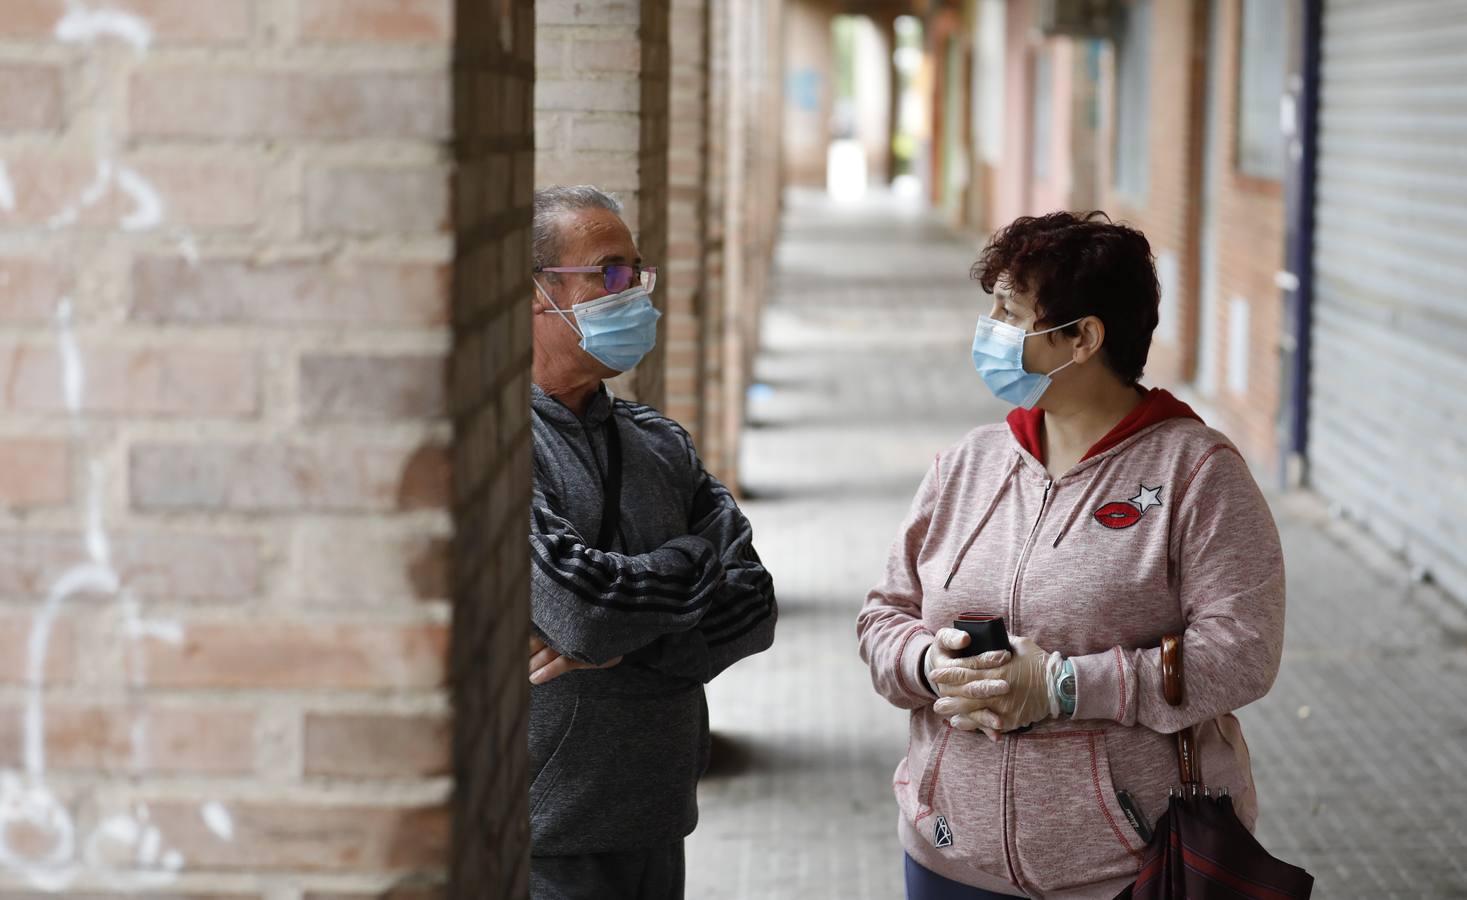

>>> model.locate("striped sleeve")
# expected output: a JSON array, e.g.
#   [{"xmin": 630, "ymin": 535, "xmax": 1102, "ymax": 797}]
[
  {"xmin": 626, "ymin": 424, "xmax": 777, "ymax": 683},
  {"xmin": 530, "ymin": 483, "xmax": 725, "ymax": 666}
]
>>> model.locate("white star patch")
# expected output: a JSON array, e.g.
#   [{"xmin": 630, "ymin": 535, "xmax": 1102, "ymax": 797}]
[{"xmin": 1130, "ymin": 484, "xmax": 1163, "ymax": 514}]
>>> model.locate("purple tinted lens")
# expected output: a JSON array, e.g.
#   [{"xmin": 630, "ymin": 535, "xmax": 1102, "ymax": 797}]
[{"xmin": 604, "ymin": 265, "xmax": 635, "ymax": 293}]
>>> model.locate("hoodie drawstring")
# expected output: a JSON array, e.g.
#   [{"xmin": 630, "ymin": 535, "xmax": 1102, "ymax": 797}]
[
  {"xmin": 1050, "ymin": 454, "xmax": 1118, "ymax": 548},
  {"xmin": 942, "ymin": 454, "xmax": 1022, "ymax": 590}
]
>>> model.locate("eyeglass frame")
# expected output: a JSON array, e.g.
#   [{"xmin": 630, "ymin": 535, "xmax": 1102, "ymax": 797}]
[{"xmin": 533, "ymin": 264, "xmax": 658, "ymax": 295}]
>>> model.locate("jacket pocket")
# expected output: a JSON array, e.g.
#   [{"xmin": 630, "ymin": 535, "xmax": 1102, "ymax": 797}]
[
  {"xmin": 528, "ymin": 695, "xmax": 581, "ymax": 820},
  {"xmin": 903, "ymin": 710, "xmax": 1008, "ymax": 877},
  {"xmin": 530, "ymin": 685, "xmax": 706, "ymax": 853},
  {"xmin": 1010, "ymin": 730, "xmax": 1144, "ymax": 893}
]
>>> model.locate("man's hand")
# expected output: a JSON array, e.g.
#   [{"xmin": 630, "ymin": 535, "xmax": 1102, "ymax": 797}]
[{"xmin": 529, "ymin": 634, "xmax": 622, "ymax": 685}]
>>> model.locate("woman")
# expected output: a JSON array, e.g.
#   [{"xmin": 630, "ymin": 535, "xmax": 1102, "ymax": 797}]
[{"xmin": 856, "ymin": 212, "xmax": 1285, "ymax": 899}]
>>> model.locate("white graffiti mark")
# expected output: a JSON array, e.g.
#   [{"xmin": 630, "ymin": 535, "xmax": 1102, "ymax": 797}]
[
  {"xmin": 25, "ymin": 563, "xmax": 118, "ymax": 775},
  {"xmin": 45, "ymin": 160, "xmax": 111, "ymax": 231},
  {"xmin": 81, "ymin": 807, "xmax": 183, "ymax": 887},
  {"xmin": 0, "ymin": 302, "xmax": 199, "ymax": 890},
  {"xmin": 0, "ymin": 9, "xmax": 228, "ymax": 890},
  {"xmin": 54, "ymin": 299, "xmax": 86, "ymax": 438},
  {"xmin": 201, "ymin": 802, "xmax": 234, "ymax": 841},
  {"xmin": 129, "ymin": 719, "xmax": 147, "ymax": 767},
  {"xmin": 116, "ymin": 167, "xmax": 162, "ymax": 231},
  {"xmin": 0, "ymin": 773, "xmax": 75, "ymax": 890},
  {"xmin": 46, "ymin": 1, "xmax": 198, "ymax": 259},
  {"xmin": 137, "ymin": 823, "xmax": 160, "ymax": 865},
  {"xmin": 172, "ymin": 229, "xmax": 200, "ymax": 265},
  {"xmin": 54, "ymin": 7, "xmax": 152, "ymax": 52},
  {"xmin": 125, "ymin": 617, "xmax": 184, "ymax": 645},
  {"xmin": 0, "ymin": 160, "xmax": 14, "ymax": 211},
  {"xmin": 44, "ymin": 4, "xmax": 171, "ymax": 237}
]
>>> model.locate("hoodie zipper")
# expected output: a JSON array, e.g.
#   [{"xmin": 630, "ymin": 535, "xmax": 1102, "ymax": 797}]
[
  {"xmin": 999, "ymin": 476, "xmax": 1053, "ymax": 893},
  {"xmin": 1008, "ymin": 478, "xmax": 1053, "ymax": 636}
]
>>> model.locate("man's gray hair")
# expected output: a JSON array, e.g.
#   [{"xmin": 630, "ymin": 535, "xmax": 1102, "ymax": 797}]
[{"xmin": 533, "ymin": 185, "xmax": 624, "ymax": 270}]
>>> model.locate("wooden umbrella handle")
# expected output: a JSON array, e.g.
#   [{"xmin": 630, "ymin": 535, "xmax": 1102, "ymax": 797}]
[{"xmin": 1161, "ymin": 634, "xmax": 1203, "ymax": 789}]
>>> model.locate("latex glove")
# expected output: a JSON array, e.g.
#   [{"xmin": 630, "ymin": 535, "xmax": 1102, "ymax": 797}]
[
  {"xmin": 529, "ymin": 634, "xmax": 622, "ymax": 685},
  {"xmin": 931, "ymin": 636, "xmax": 1058, "ymax": 736},
  {"xmin": 924, "ymin": 628, "xmax": 1012, "ymax": 740}
]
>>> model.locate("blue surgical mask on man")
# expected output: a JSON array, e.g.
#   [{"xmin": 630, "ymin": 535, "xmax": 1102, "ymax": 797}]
[
  {"xmin": 535, "ymin": 280, "xmax": 662, "ymax": 373},
  {"xmin": 971, "ymin": 315, "xmax": 1083, "ymax": 409}
]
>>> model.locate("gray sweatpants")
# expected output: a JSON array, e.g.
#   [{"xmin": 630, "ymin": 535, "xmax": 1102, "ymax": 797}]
[{"xmin": 530, "ymin": 841, "xmax": 685, "ymax": 900}]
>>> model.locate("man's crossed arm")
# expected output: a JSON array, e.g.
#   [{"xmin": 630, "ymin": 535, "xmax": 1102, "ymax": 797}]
[{"xmin": 528, "ymin": 451, "xmax": 775, "ymax": 684}]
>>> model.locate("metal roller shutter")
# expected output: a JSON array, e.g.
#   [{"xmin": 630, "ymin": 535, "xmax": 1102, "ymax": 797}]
[{"xmin": 1309, "ymin": 0, "xmax": 1467, "ymax": 599}]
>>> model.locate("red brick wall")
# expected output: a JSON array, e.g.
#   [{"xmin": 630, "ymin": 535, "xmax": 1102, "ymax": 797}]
[
  {"xmin": 1099, "ymin": 0, "xmax": 1204, "ymax": 388},
  {"xmin": 1200, "ymin": 0, "xmax": 1285, "ymax": 467},
  {"xmin": 0, "ymin": 0, "xmax": 539, "ymax": 895}
]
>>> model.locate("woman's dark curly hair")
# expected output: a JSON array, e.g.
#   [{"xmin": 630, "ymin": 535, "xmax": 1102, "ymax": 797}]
[{"xmin": 971, "ymin": 211, "xmax": 1160, "ymax": 386}]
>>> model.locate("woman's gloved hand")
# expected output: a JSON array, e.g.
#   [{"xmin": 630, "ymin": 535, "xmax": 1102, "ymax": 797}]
[
  {"xmin": 923, "ymin": 628, "xmax": 1012, "ymax": 740},
  {"xmin": 930, "ymin": 635, "xmax": 1059, "ymax": 738}
]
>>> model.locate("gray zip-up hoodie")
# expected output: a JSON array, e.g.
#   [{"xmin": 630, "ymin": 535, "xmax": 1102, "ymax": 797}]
[{"xmin": 528, "ymin": 383, "xmax": 777, "ymax": 855}]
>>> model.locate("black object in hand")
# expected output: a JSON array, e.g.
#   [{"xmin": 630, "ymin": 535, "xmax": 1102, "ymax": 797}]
[
  {"xmin": 952, "ymin": 613, "xmax": 1012, "ymax": 657},
  {"xmin": 950, "ymin": 613, "xmax": 1027, "ymax": 733}
]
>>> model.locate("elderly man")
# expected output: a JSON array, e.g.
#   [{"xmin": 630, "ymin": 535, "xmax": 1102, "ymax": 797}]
[{"xmin": 525, "ymin": 185, "xmax": 777, "ymax": 900}]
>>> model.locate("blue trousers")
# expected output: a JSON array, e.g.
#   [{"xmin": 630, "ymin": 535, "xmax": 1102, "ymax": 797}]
[{"xmin": 904, "ymin": 854, "xmax": 1027, "ymax": 900}]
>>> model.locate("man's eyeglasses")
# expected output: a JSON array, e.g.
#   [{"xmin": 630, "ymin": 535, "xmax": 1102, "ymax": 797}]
[{"xmin": 534, "ymin": 265, "xmax": 657, "ymax": 295}]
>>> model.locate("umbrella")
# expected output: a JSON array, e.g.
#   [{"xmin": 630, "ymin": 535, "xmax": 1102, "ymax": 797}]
[{"xmin": 1116, "ymin": 635, "xmax": 1314, "ymax": 899}]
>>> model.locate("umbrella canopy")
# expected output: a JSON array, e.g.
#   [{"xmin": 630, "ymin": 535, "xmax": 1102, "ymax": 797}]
[{"xmin": 1115, "ymin": 636, "xmax": 1314, "ymax": 900}]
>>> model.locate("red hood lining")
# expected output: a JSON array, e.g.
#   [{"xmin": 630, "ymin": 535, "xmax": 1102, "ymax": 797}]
[{"xmin": 1005, "ymin": 388, "xmax": 1204, "ymax": 466}]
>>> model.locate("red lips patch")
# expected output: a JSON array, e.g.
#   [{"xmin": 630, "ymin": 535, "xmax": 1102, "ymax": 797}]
[{"xmin": 1094, "ymin": 484, "xmax": 1164, "ymax": 530}]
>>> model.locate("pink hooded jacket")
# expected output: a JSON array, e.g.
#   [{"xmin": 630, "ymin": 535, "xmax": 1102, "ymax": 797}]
[{"xmin": 856, "ymin": 389, "xmax": 1285, "ymax": 898}]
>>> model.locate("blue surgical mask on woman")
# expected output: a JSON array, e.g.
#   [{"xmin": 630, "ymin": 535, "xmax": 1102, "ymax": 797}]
[
  {"xmin": 971, "ymin": 315, "xmax": 1083, "ymax": 409},
  {"xmin": 536, "ymin": 280, "xmax": 662, "ymax": 373}
]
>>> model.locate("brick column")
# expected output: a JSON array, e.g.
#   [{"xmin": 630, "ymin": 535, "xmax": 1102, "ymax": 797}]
[
  {"xmin": 710, "ymin": 0, "xmax": 746, "ymax": 484},
  {"xmin": 695, "ymin": 0, "xmax": 785, "ymax": 489},
  {"xmin": 535, "ymin": 0, "xmax": 671, "ymax": 410},
  {"xmin": 700, "ymin": 0, "xmax": 732, "ymax": 479},
  {"xmin": 0, "ymin": 1, "xmax": 534, "ymax": 896},
  {"xmin": 663, "ymin": 0, "xmax": 712, "ymax": 442},
  {"xmin": 449, "ymin": 0, "xmax": 535, "ymax": 897}
]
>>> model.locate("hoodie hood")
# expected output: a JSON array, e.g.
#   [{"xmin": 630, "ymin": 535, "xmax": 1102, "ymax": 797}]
[{"xmin": 1005, "ymin": 387, "xmax": 1204, "ymax": 466}]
